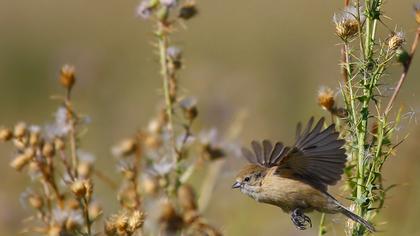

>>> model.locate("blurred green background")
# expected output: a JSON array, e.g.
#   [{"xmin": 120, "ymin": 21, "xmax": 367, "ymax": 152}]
[{"xmin": 1, "ymin": 0, "xmax": 420, "ymax": 235}]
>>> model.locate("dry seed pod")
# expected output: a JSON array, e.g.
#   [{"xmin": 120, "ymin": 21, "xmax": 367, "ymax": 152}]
[
  {"xmin": 0, "ymin": 128, "xmax": 13, "ymax": 142},
  {"xmin": 10, "ymin": 153, "xmax": 32, "ymax": 171},
  {"xmin": 388, "ymin": 32, "xmax": 405, "ymax": 51},
  {"xmin": 177, "ymin": 184, "xmax": 197, "ymax": 211},
  {"xmin": 14, "ymin": 122, "xmax": 27, "ymax": 138},
  {"xmin": 59, "ymin": 65, "xmax": 76, "ymax": 90},
  {"xmin": 318, "ymin": 87, "xmax": 335, "ymax": 112},
  {"xmin": 71, "ymin": 180, "xmax": 87, "ymax": 198},
  {"xmin": 111, "ymin": 138, "xmax": 137, "ymax": 157}
]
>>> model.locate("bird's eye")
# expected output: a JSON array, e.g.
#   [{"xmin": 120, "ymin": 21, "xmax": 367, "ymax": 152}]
[{"xmin": 244, "ymin": 176, "xmax": 250, "ymax": 182}]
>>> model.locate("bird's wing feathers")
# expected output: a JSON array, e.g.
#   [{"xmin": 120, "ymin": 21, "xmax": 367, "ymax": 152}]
[
  {"xmin": 241, "ymin": 117, "xmax": 347, "ymax": 188},
  {"xmin": 279, "ymin": 117, "xmax": 347, "ymax": 187},
  {"xmin": 241, "ymin": 140, "xmax": 289, "ymax": 168}
]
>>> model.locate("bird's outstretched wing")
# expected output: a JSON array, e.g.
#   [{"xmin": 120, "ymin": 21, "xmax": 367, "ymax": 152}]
[
  {"xmin": 279, "ymin": 117, "xmax": 347, "ymax": 188},
  {"xmin": 241, "ymin": 140, "xmax": 289, "ymax": 168},
  {"xmin": 241, "ymin": 117, "xmax": 347, "ymax": 189}
]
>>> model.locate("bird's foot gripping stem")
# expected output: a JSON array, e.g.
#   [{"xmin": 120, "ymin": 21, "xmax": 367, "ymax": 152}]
[{"xmin": 290, "ymin": 208, "xmax": 312, "ymax": 230}]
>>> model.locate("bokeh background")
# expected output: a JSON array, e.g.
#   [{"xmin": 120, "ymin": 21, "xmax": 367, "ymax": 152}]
[{"xmin": 1, "ymin": 0, "xmax": 420, "ymax": 235}]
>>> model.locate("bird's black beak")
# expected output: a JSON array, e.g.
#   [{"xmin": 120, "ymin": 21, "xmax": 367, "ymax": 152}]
[{"xmin": 232, "ymin": 181, "xmax": 241, "ymax": 189}]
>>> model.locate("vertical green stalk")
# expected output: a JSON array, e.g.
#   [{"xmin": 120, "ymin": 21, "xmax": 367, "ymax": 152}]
[{"xmin": 157, "ymin": 22, "xmax": 175, "ymax": 153}]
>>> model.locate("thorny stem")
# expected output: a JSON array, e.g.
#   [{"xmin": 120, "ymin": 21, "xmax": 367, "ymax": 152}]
[{"xmin": 384, "ymin": 27, "xmax": 420, "ymax": 116}]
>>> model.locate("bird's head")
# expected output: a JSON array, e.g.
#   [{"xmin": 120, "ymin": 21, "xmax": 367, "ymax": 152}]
[{"xmin": 232, "ymin": 164, "xmax": 266, "ymax": 197}]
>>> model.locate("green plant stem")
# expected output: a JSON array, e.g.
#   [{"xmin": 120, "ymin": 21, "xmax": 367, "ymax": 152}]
[
  {"xmin": 157, "ymin": 22, "xmax": 176, "ymax": 158},
  {"xmin": 318, "ymin": 213, "xmax": 327, "ymax": 236}
]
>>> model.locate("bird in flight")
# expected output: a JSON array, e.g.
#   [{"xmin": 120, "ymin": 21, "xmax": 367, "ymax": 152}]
[{"xmin": 232, "ymin": 117, "xmax": 375, "ymax": 232}]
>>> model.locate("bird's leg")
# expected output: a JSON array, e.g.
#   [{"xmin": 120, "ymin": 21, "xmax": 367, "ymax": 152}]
[{"xmin": 290, "ymin": 208, "xmax": 312, "ymax": 230}]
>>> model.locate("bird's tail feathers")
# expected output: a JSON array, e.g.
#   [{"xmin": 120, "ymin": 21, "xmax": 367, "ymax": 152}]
[{"xmin": 335, "ymin": 202, "xmax": 376, "ymax": 233}]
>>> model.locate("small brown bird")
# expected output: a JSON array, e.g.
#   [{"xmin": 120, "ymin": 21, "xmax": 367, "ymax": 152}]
[{"xmin": 232, "ymin": 117, "xmax": 375, "ymax": 232}]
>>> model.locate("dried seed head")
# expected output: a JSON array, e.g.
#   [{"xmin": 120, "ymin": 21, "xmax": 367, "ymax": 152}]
[
  {"xmin": 0, "ymin": 128, "xmax": 13, "ymax": 142},
  {"xmin": 70, "ymin": 180, "xmax": 87, "ymax": 198},
  {"xmin": 179, "ymin": 97, "xmax": 198, "ymax": 122},
  {"xmin": 24, "ymin": 147, "xmax": 36, "ymax": 159},
  {"xmin": 201, "ymin": 144, "xmax": 225, "ymax": 161},
  {"xmin": 13, "ymin": 137, "xmax": 28, "ymax": 150},
  {"xmin": 114, "ymin": 212, "xmax": 129, "ymax": 233},
  {"xmin": 10, "ymin": 152, "xmax": 32, "ymax": 171},
  {"xmin": 333, "ymin": 7, "xmax": 361, "ymax": 41},
  {"xmin": 318, "ymin": 87, "xmax": 335, "ymax": 112},
  {"xmin": 111, "ymin": 138, "xmax": 137, "ymax": 157},
  {"xmin": 42, "ymin": 142, "xmax": 55, "ymax": 157},
  {"xmin": 59, "ymin": 65, "xmax": 76, "ymax": 90},
  {"xmin": 127, "ymin": 210, "xmax": 144, "ymax": 232},
  {"xmin": 177, "ymin": 184, "xmax": 197, "ymax": 211},
  {"xmin": 388, "ymin": 32, "xmax": 405, "ymax": 51},
  {"xmin": 414, "ymin": 3, "xmax": 420, "ymax": 24},
  {"xmin": 14, "ymin": 122, "xmax": 27, "ymax": 138},
  {"xmin": 179, "ymin": 1, "xmax": 198, "ymax": 20},
  {"xmin": 167, "ymin": 46, "xmax": 183, "ymax": 70},
  {"xmin": 28, "ymin": 193, "xmax": 44, "ymax": 209},
  {"xmin": 29, "ymin": 127, "xmax": 41, "ymax": 146}
]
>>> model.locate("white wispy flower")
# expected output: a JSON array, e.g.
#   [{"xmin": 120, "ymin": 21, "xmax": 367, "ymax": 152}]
[{"xmin": 44, "ymin": 107, "xmax": 71, "ymax": 139}]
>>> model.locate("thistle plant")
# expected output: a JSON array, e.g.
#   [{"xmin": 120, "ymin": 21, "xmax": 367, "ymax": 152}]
[{"xmin": 317, "ymin": 0, "xmax": 420, "ymax": 235}]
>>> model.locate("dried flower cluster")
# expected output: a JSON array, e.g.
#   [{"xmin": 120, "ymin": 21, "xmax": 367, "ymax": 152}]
[
  {"xmin": 1, "ymin": 1, "xmax": 224, "ymax": 232},
  {"xmin": 1, "ymin": 65, "xmax": 102, "ymax": 236}
]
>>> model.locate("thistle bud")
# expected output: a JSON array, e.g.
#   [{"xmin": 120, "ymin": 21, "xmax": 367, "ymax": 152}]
[
  {"xmin": 167, "ymin": 46, "xmax": 182, "ymax": 70},
  {"xmin": 318, "ymin": 87, "xmax": 335, "ymax": 112},
  {"xmin": 179, "ymin": 97, "xmax": 198, "ymax": 122},
  {"xmin": 177, "ymin": 184, "xmax": 197, "ymax": 211},
  {"xmin": 414, "ymin": 3, "xmax": 420, "ymax": 24},
  {"xmin": 111, "ymin": 138, "xmax": 137, "ymax": 157},
  {"xmin": 29, "ymin": 126, "xmax": 41, "ymax": 146},
  {"xmin": 0, "ymin": 128, "xmax": 12, "ymax": 142},
  {"xmin": 14, "ymin": 122, "xmax": 27, "ymax": 138},
  {"xmin": 127, "ymin": 210, "xmax": 144, "ymax": 232},
  {"xmin": 388, "ymin": 32, "xmax": 405, "ymax": 51},
  {"xmin": 71, "ymin": 180, "xmax": 87, "ymax": 198},
  {"xmin": 59, "ymin": 64, "xmax": 76, "ymax": 90},
  {"xmin": 10, "ymin": 153, "xmax": 32, "ymax": 171},
  {"xmin": 396, "ymin": 48, "xmax": 411, "ymax": 68},
  {"xmin": 333, "ymin": 7, "xmax": 361, "ymax": 41},
  {"xmin": 179, "ymin": 2, "xmax": 198, "ymax": 20}
]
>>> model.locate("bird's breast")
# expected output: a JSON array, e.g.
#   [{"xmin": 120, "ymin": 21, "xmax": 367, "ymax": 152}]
[{"xmin": 257, "ymin": 175, "xmax": 329, "ymax": 212}]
